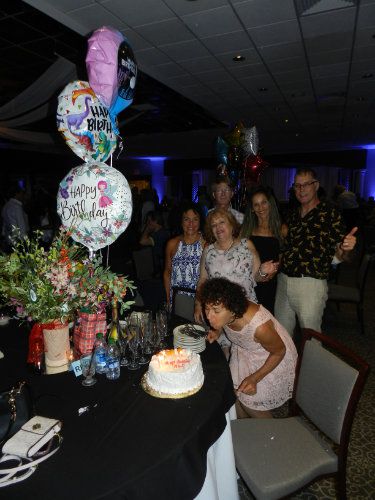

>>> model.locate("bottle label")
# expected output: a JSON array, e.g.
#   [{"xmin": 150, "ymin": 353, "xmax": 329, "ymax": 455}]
[
  {"xmin": 96, "ymin": 351, "xmax": 106, "ymax": 367},
  {"xmin": 107, "ymin": 359, "xmax": 120, "ymax": 370}
]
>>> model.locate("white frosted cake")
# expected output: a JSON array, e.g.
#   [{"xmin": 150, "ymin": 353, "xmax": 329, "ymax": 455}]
[{"xmin": 143, "ymin": 348, "xmax": 204, "ymax": 398}]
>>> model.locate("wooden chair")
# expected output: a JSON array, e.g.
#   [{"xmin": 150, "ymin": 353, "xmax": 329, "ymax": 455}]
[
  {"xmin": 231, "ymin": 329, "xmax": 370, "ymax": 500},
  {"xmin": 171, "ymin": 286, "xmax": 196, "ymax": 322},
  {"xmin": 327, "ymin": 253, "xmax": 372, "ymax": 334}
]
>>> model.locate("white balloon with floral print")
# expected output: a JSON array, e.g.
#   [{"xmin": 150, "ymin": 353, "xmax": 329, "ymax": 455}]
[{"xmin": 57, "ymin": 161, "xmax": 132, "ymax": 251}]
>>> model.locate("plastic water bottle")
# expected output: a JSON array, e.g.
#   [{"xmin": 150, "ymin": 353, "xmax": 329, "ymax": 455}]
[
  {"xmin": 94, "ymin": 333, "xmax": 107, "ymax": 374},
  {"xmin": 106, "ymin": 338, "xmax": 121, "ymax": 380}
]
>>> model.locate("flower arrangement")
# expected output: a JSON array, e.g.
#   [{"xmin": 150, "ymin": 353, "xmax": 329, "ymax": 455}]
[{"xmin": 0, "ymin": 228, "xmax": 135, "ymax": 324}]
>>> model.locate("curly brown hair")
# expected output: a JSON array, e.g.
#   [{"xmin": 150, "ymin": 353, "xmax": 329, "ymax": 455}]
[
  {"xmin": 204, "ymin": 208, "xmax": 241, "ymax": 244},
  {"xmin": 199, "ymin": 278, "xmax": 248, "ymax": 318}
]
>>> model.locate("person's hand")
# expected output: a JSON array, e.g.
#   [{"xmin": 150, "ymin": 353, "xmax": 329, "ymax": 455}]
[
  {"xmin": 206, "ymin": 329, "xmax": 220, "ymax": 344},
  {"xmin": 259, "ymin": 260, "xmax": 279, "ymax": 281},
  {"xmin": 194, "ymin": 302, "xmax": 204, "ymax": 323},
  {"xmin": 237, "ymin": 374, "xmax": 258, "ymax": 395},
  {"xmin": 340, "ymin": 226, "xmax": 358, "ymax": 252}
]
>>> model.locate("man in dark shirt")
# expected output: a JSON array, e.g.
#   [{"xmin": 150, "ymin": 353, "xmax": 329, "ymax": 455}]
[{"xmin": 275, "ymin": 168, "xmax": 357, "ymax": 336}]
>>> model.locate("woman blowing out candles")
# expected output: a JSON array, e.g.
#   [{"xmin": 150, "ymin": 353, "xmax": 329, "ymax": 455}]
[{"xmin": 200, "ymin": 278, "xmax": 298, "ymax": 418}]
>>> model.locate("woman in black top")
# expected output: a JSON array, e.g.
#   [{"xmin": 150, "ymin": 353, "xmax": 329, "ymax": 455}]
[{"xmin": 241, "ymin": 187, "xmax": 286, "ymax": 314}]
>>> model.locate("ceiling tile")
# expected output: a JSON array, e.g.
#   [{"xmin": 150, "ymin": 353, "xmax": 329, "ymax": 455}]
[
  {"xmin": 163, "ymin": 0, "xmax": 227, "ymax": 16},
  {"xmin": 136, "ymin": 48, "xmax": 171, "ymax": 67},
  {"xmin": 248, "ymin": 20, "xmax": 301, "ymax": 47},
  {"xmin": 273, "ymin": 69, "xmax": 310, "ymax": 84},
  {"xmin": 178, "ymin": 56, "xmax": 222, "ymax": 74},
  {"xmin": 308, "ymin": 48, "xmax": 351, "ymax": 66},
  {"xmin": 182, "ymin": 6, "xmax": 242, "ymax": 38},
  {"xmin": 201, "ymin": 30, "xmax": 253, "ymax": 55},
  {"xmin": 100, "ymin": 0, "xmax": 174, "ymax": 26},
  {"xmin": 230, "ymin": 62, "xmax": 268, "ymax": 78},
  {"xmin": 160, "ymin": 39, "xmax": 211, "ymax": 62},
  {"xmin": 301, "ymin": 7, "xmax": 356, "ymax": 38},
  {"xmin": 54, "ymin": 0, "xmax": 94, "ymax": 12},
  {"xmin": 311, "ymin": 62, "xmax": 350, "ymax": 79},
  {"xmin": 120, "ymin": 28, "xmax": 152, "ymax": 51},
  {"xmin": 193, "ymin": 68, "xmax": 233, "ymax": 83},
  {"xmin": 135, "ymin": 18, "xmax": 194, "ymax": 45},
  {"xmin": 305, "ymin": 31, "xmax": 352, "ymax": 53},
  {"xmin": 355, "ymin": 26, "xmax": 375, "ymax": 48},
  {"xmin": 352, "ymin": 44, "xmax": 375, "ymax": 61},
  {"xmin": 167, "ymin": 74, "xmax": 199, "ymax": 87},
  {"xmin": 233, "ymin": 0, "xmax": 296, "ymax": 28},
  {"xmin": 68, "ymin": 4, "xmax": 127, "ymax": 32},
  {"xmin": 357, "ymin": 2, "xmax": 375, "ymax": 29},
  {"xmin": 259, "ymin": 42, "xmax": 304, "ymax": 61},
  {"xmin": 267, "ymin": 57, "xmax": 307, "ymax": 74},
  {"xmin": 151, "ymin": 62, "xmax": 187, "ymax": 78},
  {"xmin": 0, "ymin": 17, "xmax": 44, "ymax": 44}
]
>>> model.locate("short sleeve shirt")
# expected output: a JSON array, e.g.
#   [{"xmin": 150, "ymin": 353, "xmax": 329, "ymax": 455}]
[{"xmin": 281, "ymin": 202, "xmax": 345, "ymax": 280}]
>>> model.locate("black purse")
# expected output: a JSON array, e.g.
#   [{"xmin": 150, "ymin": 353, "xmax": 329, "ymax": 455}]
[{"xmin": 0, "ymin": 381, "xmax": 34, "ymax": 446}]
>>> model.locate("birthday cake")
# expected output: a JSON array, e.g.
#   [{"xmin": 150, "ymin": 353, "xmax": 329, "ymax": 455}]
[{"xmin": 142, "ymin": 348, "xmax": 204, "ymax": 398}]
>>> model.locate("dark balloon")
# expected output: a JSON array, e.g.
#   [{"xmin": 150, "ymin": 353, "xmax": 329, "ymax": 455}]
[
  {"xmin": 109, "ymin": 38, "xmax": 138, "ymax": 126},
  {"xmin": 243, "ymin": 154, "xmax": 269, "ymax": 185},
  {"xmin": 215, "ymin": 136, "xmax": 228, "ymax": 165}
]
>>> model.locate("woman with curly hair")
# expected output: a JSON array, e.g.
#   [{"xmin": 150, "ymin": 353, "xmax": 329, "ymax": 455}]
[
  {"xmin": 200, "ymin": 277, "xmax": 297, "ymax": 418},
  {"xmin": 194, "ymin": 208, "xmax": 276, "ymax": 323},
  {"xmin": 241, "ymin": 186, "xmax": 286, "ymax": 314}
]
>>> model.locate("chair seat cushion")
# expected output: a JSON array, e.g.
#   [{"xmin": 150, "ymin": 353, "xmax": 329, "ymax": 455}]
[
  {"xmin": 231, "ymin": 417, "xmax": 338, "ymax": 500},
  {"xmin": 328, "ymin": 284, "xmax": 360, "ymax": 302}
]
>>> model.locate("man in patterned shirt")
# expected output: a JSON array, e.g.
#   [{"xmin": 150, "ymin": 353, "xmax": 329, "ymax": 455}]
[{"xmin": 275, "ymin": 167, "xmax": 357, "ymax": 336}]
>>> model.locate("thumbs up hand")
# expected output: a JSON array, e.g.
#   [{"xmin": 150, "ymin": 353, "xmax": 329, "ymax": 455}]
[{"xmin": 340, "ymin": 226, "xmax": 358, "ymax": 252}]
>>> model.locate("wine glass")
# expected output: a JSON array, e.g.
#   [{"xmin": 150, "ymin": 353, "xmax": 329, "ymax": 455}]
[
  {"xmin": 127, "ymin": 315, "xmax": 140, "ymax": 370},
  {"xmin": 119, "ymin": 320, "xmax": 130, "ymax": 367},
  {"xmin": 156, "ymin": 309, "xmax": 168, "ymax": 349},
  {"xmin": 138, "ymin": 312, "xmax": 152, "ymax": 364},
  {"xmin": 80, "ymin": 354, "xmax": 97, "ymax": 386}
]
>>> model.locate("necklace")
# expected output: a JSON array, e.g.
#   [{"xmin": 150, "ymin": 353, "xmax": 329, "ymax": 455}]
[{"xmin": 216, "ymin": 239, "xmax": 234, "ymax": 254}]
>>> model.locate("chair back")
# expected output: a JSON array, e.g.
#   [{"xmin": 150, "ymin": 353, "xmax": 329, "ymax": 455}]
[
  {"xmin": 357, "ymin": 253, "xmax": 371, "ymax": 299},
  {"xmin": 295, "ymin": 330, "xmax": 369, "ymax": 447},
  {"xmin": 171, "ymin": 286, "xmax": 196, "ymax": 322},
  {"xmin": 132, "ymin": 247, "xmax": 154, "ymax": 281}
]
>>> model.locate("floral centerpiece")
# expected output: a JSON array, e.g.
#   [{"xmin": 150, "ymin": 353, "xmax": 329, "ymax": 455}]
[{"xmin": 0, "ymin": 228, "xmax": 135, "ymax": 371}]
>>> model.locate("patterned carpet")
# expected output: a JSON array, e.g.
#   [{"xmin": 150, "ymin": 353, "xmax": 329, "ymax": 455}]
[{"xmin": 237, "ymin": 259, "xmax": 375, "ymax": 500}]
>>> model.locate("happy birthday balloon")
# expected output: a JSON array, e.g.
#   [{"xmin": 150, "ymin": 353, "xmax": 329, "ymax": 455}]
[
  {"xmin": 86, "ymin": 26, "xmax": 124, "ymax": 108},
  {"xmin": 109, "ymin": 38, "xmax": 137, "ymax": 126},
  {"xmin": 57, "ymin": 161, "xmax": 132, "ymax": 251},
  {"xmin": 57, "ymin": 80, "xmax": 117, "ymax": 163},
  {"xmin": 225, "ymin": 122, "xmax": 244, "ymax": 147}
]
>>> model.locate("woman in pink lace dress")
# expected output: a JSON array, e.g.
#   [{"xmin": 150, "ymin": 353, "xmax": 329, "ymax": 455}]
[{"xmin": 200, "ymin": 277, "xmax": 298, "ymax": 418}]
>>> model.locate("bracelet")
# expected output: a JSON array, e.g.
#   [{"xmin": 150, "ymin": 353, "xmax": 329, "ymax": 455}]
[{"xmin": 258, "ymin": 267, "xmax": 268, "ymax": 278}]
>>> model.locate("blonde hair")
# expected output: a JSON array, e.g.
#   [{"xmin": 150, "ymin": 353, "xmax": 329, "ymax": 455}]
[{"xmin": 204, "ymin": 208, "xmax": 240, "ymax": 244}]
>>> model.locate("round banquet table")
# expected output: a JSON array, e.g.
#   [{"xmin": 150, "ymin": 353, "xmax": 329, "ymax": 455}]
[{"xmin": 0, "ymin": 319, "xmax": 236, "ymax": 500}]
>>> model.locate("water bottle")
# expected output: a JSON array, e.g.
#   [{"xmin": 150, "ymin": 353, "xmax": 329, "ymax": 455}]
[
  {"xmin": 94, "ymin": 333, "xmax": 107, "ymax": 374},
  {"xmin": 106, "ymin": 338, "xmax": 121, "ymax": 380}
]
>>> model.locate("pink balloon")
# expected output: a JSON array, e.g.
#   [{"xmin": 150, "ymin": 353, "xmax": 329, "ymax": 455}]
[{"xmin": 86, "ymin": 26, "xmax": 124, "ymax": 108}]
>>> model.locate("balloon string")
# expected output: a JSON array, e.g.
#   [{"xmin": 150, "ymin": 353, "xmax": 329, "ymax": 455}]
[
  {"xmin": 116, "ymin": 138, "xmax": 124, "ymax": 159},
  {"xmin": 110, "ymin": 154, "xmax": 113, "ymax": 168},
  {"xmin": 89, "ymin": 248, "xmax": 95, "ymax": 261},
  {"xmin": 106, "ymin": 245, "xmax": 110, "ymax": 268}
]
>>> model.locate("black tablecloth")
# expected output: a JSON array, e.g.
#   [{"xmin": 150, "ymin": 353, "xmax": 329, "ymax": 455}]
[{"xmin": 0, "ymin": 320, "xmax": 235, "ymax": 500}]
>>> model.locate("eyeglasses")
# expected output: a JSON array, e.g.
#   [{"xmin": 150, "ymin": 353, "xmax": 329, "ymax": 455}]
[
  {"xmin": 293, "ymin": 180, "xmax": 318, "ymax": 191},
  {"xmin": 215, "ymin": 188, "xmax": 232, "ymax": 194}
]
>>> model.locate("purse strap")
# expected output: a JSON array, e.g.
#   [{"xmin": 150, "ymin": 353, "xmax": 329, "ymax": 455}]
[{"xmin": 0, "ymin": 433, "xmax": 62, "ymax": 487}]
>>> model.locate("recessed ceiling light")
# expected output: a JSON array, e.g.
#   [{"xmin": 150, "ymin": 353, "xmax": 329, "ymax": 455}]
[
  {"xmin": 356, "ymin": 97, "xmax": 365, "ymax": 101},
  {"xmin": 274, "ymin": 106, "xmax": 281, "ymax": 111},
  {"xmin": 284, "ymin": 118, "xmax": 289, "ymax": 123},
  {"xmin": 362, "ymin": 73, "xmax": 373, "ymax": 79},
  {"xmin": 258, "ymin": 87, "xmax": 268, "ymax": 91},
  {"xmin": 295, "ymin": 133, "xmax": 300, "ymax": 137},
  {"xmin": 233, "ymin": 55, "xmax": 245, "ymax": 62}
]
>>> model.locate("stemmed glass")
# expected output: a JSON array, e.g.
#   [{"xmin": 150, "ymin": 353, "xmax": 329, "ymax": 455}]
[
  {"xmin": 127, "ymin": 315, "xmax": 140, "ymax": 370},
  {"xmin": 138, "ymin": 313, "xmax": 149, "ymax": 365},
  {"xmin": 80, "ymin": 354, "xmax": 97, "ymax": 386},
  {"xmin": 119, "ymin": 320, "xmax": 130, "ymax": 367},
  {"xmin": 156, "ymin": 309, "xmax": 168, "ymax": 349}
]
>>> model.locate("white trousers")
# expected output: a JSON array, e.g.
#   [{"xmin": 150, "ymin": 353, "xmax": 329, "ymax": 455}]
[{"xmin": 274, "ymin": 273, "xmax": 328, "ymax": 336}]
